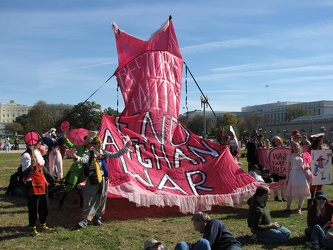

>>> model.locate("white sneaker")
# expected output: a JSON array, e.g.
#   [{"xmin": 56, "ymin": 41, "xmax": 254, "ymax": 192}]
[{"xmin": 78, "ymin": 219, "xmax": 88, "ymax": 228}]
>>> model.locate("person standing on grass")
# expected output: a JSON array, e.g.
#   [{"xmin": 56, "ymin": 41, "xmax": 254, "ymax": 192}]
[
  {"xmin": 58, "ymin": 134, "xmax": 91, "ymax": 210},
  {"xmin": 21, "ymin": 138, "xmax": 53, "ymax": 236},
  {"xmin": 42, "ymin": 128, "xmax": 65, "ymax": 180},
  {"xmin": 305, "ymin": 191, "xmax": 333, "ymax": 238},
  {"xmin": 247, "ymin": 186, "xmax": 291, "ymax": 244},
  {"xmin": 246, "ymin": 130, "xmax": 259, "ymax": 172},
  {"xmin": 73, "ymin": 134, "xmax": 132, "ymax": 228},
  {"xmin": 174, "ymin": 211, "xmax": 242, "ymax": 250},
  {"xmin": 270, "ymin": 136, "xmax": 286, "ymax": 202},
  {"xmin": 5, "ymin": 135, "xmax": 11, "ymax": 153},
  {"xmin": 283, "ymin": 141, "xmax": 311, "ymax": 214},
  {"xmin": 306, "ymin": 133, "xmax": 325, "ymax": 207}
]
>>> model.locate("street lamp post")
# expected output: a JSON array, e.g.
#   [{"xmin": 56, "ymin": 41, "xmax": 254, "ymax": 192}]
[{"xmin": 200, "ymin": 95, "xmax": 209, "ymax": 139}]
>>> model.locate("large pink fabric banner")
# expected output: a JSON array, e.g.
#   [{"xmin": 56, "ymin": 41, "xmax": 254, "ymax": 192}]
[{"xmin": 102, "ymin": 18, "xmax": 260, "ymax": 213}]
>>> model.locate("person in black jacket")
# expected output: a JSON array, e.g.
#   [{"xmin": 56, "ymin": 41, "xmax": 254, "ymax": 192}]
[
  {"xmin": 175, "ymin": 212, "xmax": 242, "ymax": 250},
  {"xmin": 246, "ymin": 130, "xmax": 259, "ymax": 172},
  {"xmin": 5, "ymin": 166, "xmax": 26, "ymax": 197}
]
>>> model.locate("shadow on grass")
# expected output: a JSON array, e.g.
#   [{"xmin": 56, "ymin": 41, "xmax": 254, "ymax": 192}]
[
  {"xmin": 238, "ymin": 235, "xmax": 307, "ymax": 249},
  {"xmin": 0, "ymin": 193, "xmax": 27, "ymax": 208},
  {"xmin": 0, "ymin": 226, "xmax": 30, "ymax": 241},
  {"xmin": 49, "ymin": 197, "xmax": 253, "ymax": 227}
]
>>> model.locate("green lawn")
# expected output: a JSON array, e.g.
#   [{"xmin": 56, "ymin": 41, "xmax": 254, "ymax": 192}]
[{"xmin": 0, "ymin": 151, "xmax": 331, "ymax": 250}]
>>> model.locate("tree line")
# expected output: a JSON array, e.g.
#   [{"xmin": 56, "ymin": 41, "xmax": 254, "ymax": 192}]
[
  {"xmin": 5, "ymin": 100, "xmax": 117, "ymax": 136},
  {"xmin": 5, "ymin": 101, "xmax": 311, "ymax": 142}
]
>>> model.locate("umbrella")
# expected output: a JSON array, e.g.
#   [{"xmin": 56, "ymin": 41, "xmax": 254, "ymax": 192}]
[
  {"xmin": 60, "ymin": 121, "xmax": 70, "ymax": 132},
  {"xmin": 67, "ymin": 128, "xmax": 88, "ymax": 146},
  {"xmin": 24, "ymin": 131, "xmax": 39, "ymax": 146}
]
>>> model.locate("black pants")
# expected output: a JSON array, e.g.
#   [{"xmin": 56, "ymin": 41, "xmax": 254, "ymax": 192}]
[{"xmin": 27, "ymin": 194, "xmax": 49, "ymax": 227}]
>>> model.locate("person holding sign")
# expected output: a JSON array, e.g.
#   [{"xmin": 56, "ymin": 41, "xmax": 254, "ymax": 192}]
[
  {"xmin": 306, "ymin": 133, "xmax": 325, "ymax": 207},
  {"xmin": 270, "ymin": 136, "xmax": 286, "ymax": 202},
  {"xmin": 73, "ymin": 134, "xmax": 132, "ymax": 228},
  {"xmin": 283, "ymin": 142, "xmax": 311, "ymax": 214}
]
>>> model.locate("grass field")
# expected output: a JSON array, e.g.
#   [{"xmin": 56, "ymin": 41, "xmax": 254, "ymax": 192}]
[{"xmin": 0, "ymin": 151, "xmax": 332, "ymax": 250}]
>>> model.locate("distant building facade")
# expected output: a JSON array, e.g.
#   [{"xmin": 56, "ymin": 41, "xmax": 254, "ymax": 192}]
[
  {"xmin": 241, "ymin": 100, "xmax": 333, "ymax": 142},
  {"xmin": 182, "ymin": 100, "xmax": 333, "ymax": 143},
  {"xmin": 0, "ymin": 100, "xmax": 31, "ymax": 135},
  {"xmin": 0, "ymin": 100, "xmax": 30, "ymax": 123}
]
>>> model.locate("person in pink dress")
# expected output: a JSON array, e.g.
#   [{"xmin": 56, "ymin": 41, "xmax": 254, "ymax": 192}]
[{"xmin": 283, "ymin": 141, "xmax": 311, "ymax": 214}]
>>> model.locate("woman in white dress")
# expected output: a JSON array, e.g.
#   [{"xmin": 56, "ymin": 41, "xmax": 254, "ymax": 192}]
[{"xmin": 283, "ymin": 141, "xmax": 311, "ymax": 214}]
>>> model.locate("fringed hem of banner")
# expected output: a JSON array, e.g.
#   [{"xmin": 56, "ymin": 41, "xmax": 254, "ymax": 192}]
[
  {"xmin": 267, "ymin": 179, "xmax": 286, "ymax": 190},
  {"xmin": 108, "ymin": 181, "xmax": 261, "ymax": 214}
]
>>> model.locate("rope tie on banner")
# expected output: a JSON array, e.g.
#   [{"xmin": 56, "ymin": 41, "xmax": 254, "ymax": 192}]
[
  {"xmin": 117, "ymin": 84, "xmax": 119, "ymax": 115},
  {"xmin": 185, "ymin": 66, "xmax": 189, "ymax": 119},
  {"xmin": 183, "ymin": 62, "xmax": 217, "ymax": 119},
  {"xmin": 58, "ymin": 74, "xmax": 115, "ymax": 128}
]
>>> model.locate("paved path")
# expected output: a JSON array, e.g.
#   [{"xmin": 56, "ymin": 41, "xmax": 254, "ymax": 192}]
[{"xmin": 0, "ymin": 144, "xmax": 26, "ymax": 154}]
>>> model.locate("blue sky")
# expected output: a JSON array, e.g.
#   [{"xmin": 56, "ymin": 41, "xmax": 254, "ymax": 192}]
[{"xmin": 1, "ymin": 0, "xmax": 333, "ymax": 113}]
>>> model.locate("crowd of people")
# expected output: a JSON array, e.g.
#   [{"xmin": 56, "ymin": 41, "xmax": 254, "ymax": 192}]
[
  {"xmin": 241, "ymin": 129, "xmax": 333, "ymax": 249},
  {"xmin": 144, "ymin": 188, "xmax": 332, "ymax": 249},
  {"xmin": 1, "ymin": 135, "xmax": 21, "ymax": 152},
  {"xmin": 4, "ymin": 127, "xmax": 333, "ymax": 249},
  {"xmin": 4, "ymin": 128, "xmax": 132, "ymax": 236}
]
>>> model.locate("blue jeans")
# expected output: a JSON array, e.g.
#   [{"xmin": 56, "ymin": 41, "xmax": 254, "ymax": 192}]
[
  {"xmin": 253, "ymin": 226, "xmax": 291, "ymax": 244},
  {"xmin": 174, "ymin": 239, "xmax": 210, "ymax": 250},
  {"xmin": 174, "ymin": 238, "xmax": 242, "ymax": 250},
  {"xmin": 311, "ymin": 224, "xmax": 333, "ymax": 248}
]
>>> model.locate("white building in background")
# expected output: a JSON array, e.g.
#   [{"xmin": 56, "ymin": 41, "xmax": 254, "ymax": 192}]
[
  {"xmin": 0, "ymin": 100, "xmax": 30, "ymax": 123},
  {"xmin": 182, "ymin": 100, "xmax": 333, "ymax": 142},
  {"xmin": 241, "ymin": 100, "xmax": 333, "ymax": 124},
  {"xmin": 241, "ymin": 100, "xmax": 333, "ymax": 142},
  {"xmin": 0, "ymin": 100, "xmax": 31, "ymax": 135}
]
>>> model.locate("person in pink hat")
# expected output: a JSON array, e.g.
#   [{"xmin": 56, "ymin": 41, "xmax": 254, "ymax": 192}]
[{"xmin": 291, "ymin": 130, "xmax": 302, "ymax": 144}]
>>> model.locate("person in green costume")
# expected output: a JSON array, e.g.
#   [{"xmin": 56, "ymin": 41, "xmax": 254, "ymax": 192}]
[{"xmin": 58, "ymin": 133, "xmax": 92, "ymax": 210}]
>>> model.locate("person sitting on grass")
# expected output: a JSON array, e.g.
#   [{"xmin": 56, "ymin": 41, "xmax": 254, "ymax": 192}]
[
  {"xmin": 305, "ymin": 191, "xmax": 333, "ymax": 238},
  {"xmin": 174, "ymin": 211, "xmax": 242, "ymax": 250},
  {"xmin": 248, "ymin": 165, "xmax": 265, "ymax": 183},
  {"xmin": 144, "ymin": 239, "xmax": 165, "ymax": 250},
  {"xmin": 305, "ymin": 224, "xmax": 333, "ymax": 249},
  {"xmin": 247, "ymin": 186, "xmax": 291, "ymax": 244}
]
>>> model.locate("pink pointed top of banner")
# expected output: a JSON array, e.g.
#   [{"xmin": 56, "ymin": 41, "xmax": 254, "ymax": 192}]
[
  {"xmin": 112, "ymin": 17, "xmax": 184, "ymax": 118},
  {"xmin": 112, "ymin": 17, "xmax": 183, "ymax": 73}
]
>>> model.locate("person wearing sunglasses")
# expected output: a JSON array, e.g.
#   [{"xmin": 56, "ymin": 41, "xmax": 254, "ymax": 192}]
[{"xmin": 305, "ymin": 191, "xmax": 333, "ymax": 239}]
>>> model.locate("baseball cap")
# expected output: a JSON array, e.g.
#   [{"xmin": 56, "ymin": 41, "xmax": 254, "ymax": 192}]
[{"xmin": 144, "ymin": 239, "xmax": 162, "ymax": 250}]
